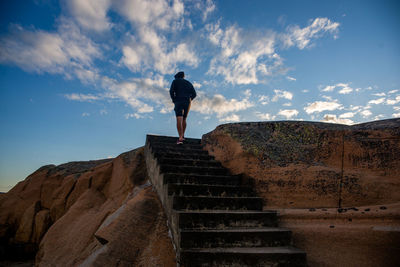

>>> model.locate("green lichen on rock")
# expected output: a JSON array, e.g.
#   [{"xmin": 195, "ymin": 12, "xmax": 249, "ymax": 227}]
[
  {"xmin": 208, "ymin": 119, "xmax": 400, "ymax": 168},
  {"xmin": 214, "ymin": 121, "xmax": 349, "ymax": 166}
]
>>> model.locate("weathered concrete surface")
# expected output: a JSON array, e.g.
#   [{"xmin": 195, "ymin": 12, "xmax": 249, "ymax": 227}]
[
  {"xmin": 0, "ymin": 148, "xmax": 176, "ymax": 266},
  {"xmin": 278, "ymin": 203, "xmax": 400, "ymax": 267},
  {"xmin": 202, "ymin": 119, "xmax": 400, "ymax": 208},
  {"xmin": 202, "ymin": 119, "xmax": 400, "ymax": 267}
]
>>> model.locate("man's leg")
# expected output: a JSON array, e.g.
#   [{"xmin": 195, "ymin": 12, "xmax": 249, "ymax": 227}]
[
  {"xmin": 182, "ymin": 117, "xmax": 187, "ymax": 137},
  {"xmin": 176, "ymin": 116, "xmax": 184, "ymax": 140},
  {"xmin": 182, "ymin": 100, "xmax": 191, "ymax": 138}
]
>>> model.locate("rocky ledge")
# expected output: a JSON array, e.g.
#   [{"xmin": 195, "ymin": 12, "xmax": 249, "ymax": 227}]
[
  {"xmin": 202, "ymin": 118, "xmax": 400, "ymax": 208},
  {"xmin": 0, "ymin": 148, "xmax": 176, "ymax": 266}
]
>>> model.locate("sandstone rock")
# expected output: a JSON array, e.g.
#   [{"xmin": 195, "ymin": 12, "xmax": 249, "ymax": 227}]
[
  {"xmin": 33, "ymin": 210, "xmax": 51, "ymax": 244},
  {"xmin": 90, "ymin": 186, "xmax": 176, "ymax": 267},
  {"xmin": 202, "ymin": 119, "xmax": 400, "ymax": 267},
  {"xmin": 49, "ymin": 176, "xmax": 77, "ymax": 222},
  {"xmin": 278, "ymin": 203, "xmax": 400, "ymax": 267},
  {"xmin": 202, "ymin": 119, "xmax": 400, "ymax": 208},
  {"xmin": 1, "ymin": 147, "xmax": 176, "ymax": 266},
  {"xmin": 36, "ymin": 188, "xmax": 108, "ymax": 266},
  {"xmin": 14, "ymin": 201, "xmax": 41, "ymax": 243}
]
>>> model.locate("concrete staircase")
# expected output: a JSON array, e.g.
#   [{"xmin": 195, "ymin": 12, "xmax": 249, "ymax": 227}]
[{"xmin": 145, "ymin": 135, "xmax": 307, "ymax": 266}]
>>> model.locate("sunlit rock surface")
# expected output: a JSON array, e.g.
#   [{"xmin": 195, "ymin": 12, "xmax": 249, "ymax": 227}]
[
  {"xmin": 202, "ymin": 119, "xmax": 400, "ymax": 208},
  {"xmin": 0, "ymin": 148, "xmax": 176, "ymax": 266}
]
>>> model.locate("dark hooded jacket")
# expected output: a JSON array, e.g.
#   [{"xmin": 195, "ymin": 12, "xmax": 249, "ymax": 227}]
[{"xmin": 169, "ymin": 78, "xmax": 197, "ymax": 103}]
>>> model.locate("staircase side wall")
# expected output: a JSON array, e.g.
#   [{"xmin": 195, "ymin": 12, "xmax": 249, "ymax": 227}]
[{"xmin": 144, "ymin": 140, "xmax": 181, "ymax": 261}]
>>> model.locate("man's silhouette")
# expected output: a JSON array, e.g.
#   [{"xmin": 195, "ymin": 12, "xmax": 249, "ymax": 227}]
[{"xmin": 169, "ymin": 71, "xmax": 196, "ymax": 144}]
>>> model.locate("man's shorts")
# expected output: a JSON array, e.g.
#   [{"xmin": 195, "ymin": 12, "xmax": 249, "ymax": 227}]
[{"xmin": 174, "ymin": 101, "xmax": 190, "ymax": 117}]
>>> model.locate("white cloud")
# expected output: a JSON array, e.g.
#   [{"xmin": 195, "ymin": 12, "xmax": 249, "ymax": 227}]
[
  {"xmin": 271, "ymin": 89, "xmax": 293, "ymax": 102},
  {"xmin": 255, "ymin": 112, "xmax": 275, "ymax": 120},
  {"xmin": 304, "ymin": 100, "xmax": 342, "ymax": 114},
  {"xmin": 302, "ymin": 89, "xmax": 309, "ymax": 93},
  {"xmin": 220, "ymin": 114, "xmax": 240, "ymax": 122},
  {"xmin": 322, "ymin": 85, "xmax": 335, "ymax": 92},
  {"xmin": 283, "ymin": 17, "xmax": 340, "ymax": 49},
  {"xmin": 243, "ymin": 89, "xmax": 252, "ymax": 98},
  {"xmin": 339, "ymin": 112, "xmax": 355, "ymax": 118},
  {"xmin": 349, "ymin": 105, "xmax": 363, "ymax": 111},
  {"xmin": 82, "ymin": 112, "xmax": 90, "ymax": 117},
  {"xmin": 67, "ymin": 0, "xmax": 112, "ymax": 31},
  {"xmin": 374, "ymin": 114, "xmax": 385, "ymax": 120},
  {"xmin": 100, "ymin": 109, "xmax": 108, "ymax": 115},
  {"xmin": 114, "ymin": 0, "xmax": 184, "ymax": 31},
  {"xmin": 278, "ymin": 109, "xmax": 298, "ymax": 119},
  {"xmin": 115, "ymin": 0, "xmax": 200, "ymax": 75},
  {"xmin": 197, "ymin": 0, "xmax": 216, "ymax": 22},
  {"xmin": 372, "ymin": 92, "xmax": 386, "ymax": 97},
  {"xmin": 125, "ymin": 113, "xmax": 143, "ymax": 119},
  {"xmin": 191, "ymin": 92, "xmax": 254, "ymax": 117},
  {"xmin": 286, "ymin": 76, "xmax": 296, "ymax": 81},
  {"xmin": 388, "ymin": 90, "xmax": 399, "ymax": 94},
  {"xmin": 386, "ymin": 96, "xmax": 400, "ymax": 105},
  {"xmin": 0, "ymin": 20, "xmax": 101, "ymax": 79},
  {"xmin": 107, "ymin": 75, "xmax": 170, "ymax": 112},
  {"xmin": 258, "ymin": 95, "xmax": 269, "ymax": 105},
  {"xmin": 368, "ymin": 97, "xmax": 385, "ymax": 105},
  {"xmin": 321, "ymin": 83, "xmax": 353, "ymax": 94},
  {"xmin": 207, "ymin": 22, "xmax": 281, "ymax": 85},
  {"xmin": 65, "ymin": 93, "xmax": 101, "ymax": 102},
  {"xmin": 394, "ymin": 106, "xmax": 400, "ymax": 111},
  {"xmin": 360, "ymin": 109, "xmax": 372, "ymax": 117},
  {"xmin": 393, "ymin": 113, "xmax": 400, "ymax": 118},
  {"xmin": 121, "ymin": 28, "xmax": 199, "ymax": 74},
  {"xmin": 283, "ymin": 102, "xmax": 292, "ymax": 106},
  {"xmin": 68, "ymin": 74, "xmax": 170, "ymax": 115},
  {"xmin": 193, "ymin": 82, "xmax": 202, "ymax": 89},
  {"xmin": 322, "ymin": 95, "xmax": 333, "ymax": 101},
  {"xmin": 322, "ymin": 114, "xmax": 353, "ymax": 125},
  {"xmin": 338, "ymin": 84, "xmax": 353, "ymax": 94}
]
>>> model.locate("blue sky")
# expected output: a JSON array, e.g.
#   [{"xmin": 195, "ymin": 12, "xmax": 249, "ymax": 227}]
[{"xmin": 1, "ymin": 0, "xmax": 399, "ymax": 192}]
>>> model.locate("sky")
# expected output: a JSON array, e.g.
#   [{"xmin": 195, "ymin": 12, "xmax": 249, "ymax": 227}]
[{"xmin": 0, "ymin": 0, "xmax": 399, "ymax": 192}]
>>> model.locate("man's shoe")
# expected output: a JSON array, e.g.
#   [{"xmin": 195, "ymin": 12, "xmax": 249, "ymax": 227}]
[{"xmin": 177, "ymin": 139, "xmax": 183, "ymax": 145}]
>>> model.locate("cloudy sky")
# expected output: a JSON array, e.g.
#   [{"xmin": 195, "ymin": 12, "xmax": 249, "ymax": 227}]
[{"xmin": 1, "ymin": 0, "xmax": 399, "ymax": 191}]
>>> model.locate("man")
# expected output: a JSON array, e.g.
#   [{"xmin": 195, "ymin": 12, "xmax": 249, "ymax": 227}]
[{"xmin": 169, "ymin": 71, "xmax": 196, "ymax": 144}]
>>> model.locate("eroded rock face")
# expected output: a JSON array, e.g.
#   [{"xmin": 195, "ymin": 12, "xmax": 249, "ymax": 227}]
[
  {"xmin": 202, "ymin": 119, "xmax": 400, "ymax": 267},
  {"xmin": 202, "ymin": 119, "xmax": 400, "ymax": 208},
  {"xmin": 0, "ymin": 148, "xmax": 176, "ymax": 266}
]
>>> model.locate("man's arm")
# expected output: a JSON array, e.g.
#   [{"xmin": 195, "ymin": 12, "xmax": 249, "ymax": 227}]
[
  {"xmin": 190, "ymin": 83, "xmax": 196, "ymax": 100},
  {"xmin": 169, "ymin": 80, "xmax": 176, "ymax": 102}
]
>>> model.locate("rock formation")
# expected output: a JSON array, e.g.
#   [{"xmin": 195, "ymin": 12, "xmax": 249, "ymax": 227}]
[
  {"xmin": 1, "ymin": 118, "xmax": 399, "ymax": 266},
  {"xmin": 202, "ymin": 118, "xmax": 400, "ymax": 267},
  {"xmin": 0, "ymin": 148, "xmax": 176, "ymax": 266},
  {"xmin": 202, "ymin": 119, "xmax": 400, "ymax": 208}
]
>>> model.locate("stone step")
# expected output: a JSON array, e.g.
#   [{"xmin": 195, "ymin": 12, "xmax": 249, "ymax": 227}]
[
  {"xmin": 150, "ymin": 145, "xmax": 209, "ymax": 155},
  {"xmin": 154, "ymin": 151, "xmax": 214, "ymax": 161},
  {"xmin": 180, "ymin": 228, "xmax": 292, "ymax": 248},
  {"xmin": 180, "ymin": 247, "xmax": 307, "ymax": 267},
  {"xmin": 150, "ymin": 142, "xmax": 204, "ymax": 150},
  {"xmin": 163, "ymin": 173, "xmax": 241, "ymax": 186},
  {"xmin": 176, "ymin": 210, "xmax": 278, "ymax": 229},
  {"xmin": 168, "ymin": 183, "xmax": 255, "ymax": 197},
  {"xmin": 161, "ymin": 165, "xmax": 229, "ymax": 176},
  {"xmin": 158, "ymin": 158, "xmax": 221, "ymax": 168},
  {"xmin": 146, "ymin": 135, "xmax": 201, "ymax": 144},
  {"xmin": 172, "ymin": 196, "xmax": 263, "ymax": 211}
]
